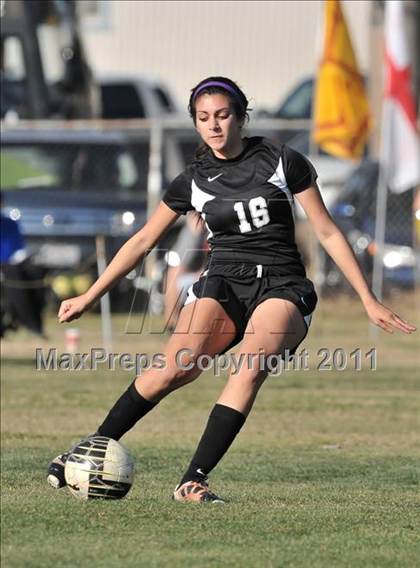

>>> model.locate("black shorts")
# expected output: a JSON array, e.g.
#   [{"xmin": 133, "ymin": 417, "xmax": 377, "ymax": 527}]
[{"xmin": 184, "ymin": 260, "xmax": 318, "ymax": 354}]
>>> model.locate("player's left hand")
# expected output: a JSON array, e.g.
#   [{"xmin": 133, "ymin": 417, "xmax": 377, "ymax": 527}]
[{"xmin": 363, "ymin": 298, "xmax": 417, "ymax": 334}]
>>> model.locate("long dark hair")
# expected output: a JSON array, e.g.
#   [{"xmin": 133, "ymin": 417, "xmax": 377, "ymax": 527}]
[{"xmin": 188, "ymin": 76, "xmax": 251, "ymax": 159}]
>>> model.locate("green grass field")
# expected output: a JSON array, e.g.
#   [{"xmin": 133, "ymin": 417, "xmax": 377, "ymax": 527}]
[{"xmin": 1, "ymin": 295, "xmax": 419, "ymax": 567}]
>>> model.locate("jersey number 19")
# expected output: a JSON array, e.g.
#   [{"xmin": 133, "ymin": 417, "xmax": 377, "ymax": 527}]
[{"xmin": 233, "ymin": 196, "xmax": 270, "ymax": 233}]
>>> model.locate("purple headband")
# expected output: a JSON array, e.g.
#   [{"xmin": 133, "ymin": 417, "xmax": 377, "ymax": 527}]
[{"xmin": 192, "ymin": 81, "xmax": 240, "ymax": 101}]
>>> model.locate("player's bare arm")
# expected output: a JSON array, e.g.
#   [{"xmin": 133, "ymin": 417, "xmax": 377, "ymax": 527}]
[
  {"xmin": 58, "ymin": 203, "xmax": 179, "ymax": 323},
  {"xmin": 296, "ymin": 184, "xmax": 416, "ymax": 335}
]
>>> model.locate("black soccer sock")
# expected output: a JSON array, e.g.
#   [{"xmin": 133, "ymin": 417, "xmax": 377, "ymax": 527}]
[
  {"xmin": 180, "ymin": 403, "xmax": 246, "ymax": 485},
  {"xmin": 96, "ymin": 381, "xmax": 157, "ymax": 440}
]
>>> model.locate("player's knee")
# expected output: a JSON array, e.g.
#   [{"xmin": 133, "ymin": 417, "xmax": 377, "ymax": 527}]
[
  {"xmin": 234, "ymin": 369, "xmax": 267, "ymax": 389},
  {"xmin": 158, "ymin": 365, "xmax": 200, "ymax": 392}
]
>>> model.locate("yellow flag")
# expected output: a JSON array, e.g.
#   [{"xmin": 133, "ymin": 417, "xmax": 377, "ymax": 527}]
[{"xmin": 313, "ymin": 0, "xmax": 371, "ymax": 159}]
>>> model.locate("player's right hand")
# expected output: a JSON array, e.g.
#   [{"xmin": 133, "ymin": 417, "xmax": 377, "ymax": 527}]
[{"xmin": 58, "ymin": 294, "xmax": 90, "ymax": 323}]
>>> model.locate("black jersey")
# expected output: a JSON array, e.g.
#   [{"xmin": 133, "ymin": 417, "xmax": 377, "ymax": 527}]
[{"xmin": 162, "ymin": 137, "xmax": 317, "ymax": 275}]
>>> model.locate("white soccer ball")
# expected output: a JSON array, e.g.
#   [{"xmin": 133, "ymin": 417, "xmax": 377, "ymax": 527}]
[{"xmin": 64, "ymin": 436, "xmax": 135, "ymax": 500}]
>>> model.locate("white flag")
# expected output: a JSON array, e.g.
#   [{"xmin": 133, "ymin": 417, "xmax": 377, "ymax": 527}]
[{"xmin": 381, "ymin": 0, "xmax": 420, "ymax": 193}]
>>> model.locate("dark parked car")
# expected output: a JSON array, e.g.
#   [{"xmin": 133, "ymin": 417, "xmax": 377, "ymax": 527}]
[
  {"xmin": 259, "ymin": 76, "xmax": 368, "ymax": 157},
  {"xmin": 1, "ymin": 125, "xmax": 194, "ymax": 309},
  {"xmin": 324, "ymin": 159, "xmax": 416, "ymax": 291},
  {"xmin": 99, "ymin": 75, "xmax": 179, "ymax": 119},
  {"xmin": 255, "ymin": 77, "xmax": 313, "ymax": 153},
  {"xmin": 273, "ymin": 77, "xmax": 314, "ymax": 121}
]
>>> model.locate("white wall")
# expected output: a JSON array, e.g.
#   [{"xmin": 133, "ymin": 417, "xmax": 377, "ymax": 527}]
[{"xmin": 82, "ymin": 0, "xmax": 370, "ymax": 111}]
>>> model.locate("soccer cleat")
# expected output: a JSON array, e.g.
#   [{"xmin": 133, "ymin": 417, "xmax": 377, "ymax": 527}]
[
  {"xmin": 47, "ymin": 453, "xmax": 69, "ymax": 489},
  {"xmin": 173, "ymin": 479, "xmax": 225, "ymax": 503}
]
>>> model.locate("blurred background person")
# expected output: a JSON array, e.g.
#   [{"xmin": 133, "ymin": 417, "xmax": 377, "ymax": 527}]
[{"xmin": 0, "ymin": 196, "xmax": 47, "ymax": 337}]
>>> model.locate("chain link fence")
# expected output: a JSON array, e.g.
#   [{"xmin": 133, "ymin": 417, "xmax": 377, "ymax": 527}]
[{"xmin": 1, "ymin": 119, "xmax": 417, "ymax": 334}]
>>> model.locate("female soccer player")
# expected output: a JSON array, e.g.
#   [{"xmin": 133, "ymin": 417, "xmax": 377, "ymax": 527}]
[{"xmin": 48, "ymin": 77, "xmax": 416, "ymax": 503}]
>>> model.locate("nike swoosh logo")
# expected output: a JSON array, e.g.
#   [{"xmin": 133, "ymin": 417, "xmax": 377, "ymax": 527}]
[{"xmin": 207, "ymin": 173, "xmax": 223, "ymax": 182}]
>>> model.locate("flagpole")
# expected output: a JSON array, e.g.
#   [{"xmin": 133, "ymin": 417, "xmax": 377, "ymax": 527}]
[
  {"xmin": 371, "ymin": 162, "xmax": 388, "ymax": 303},
  {"xmin": 309, "ymin": 0, "xmax": 324, "ymax": 295},
  {"xmin": 371, "ymin": 96, "xmax": 390, "ymax": 337}
]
